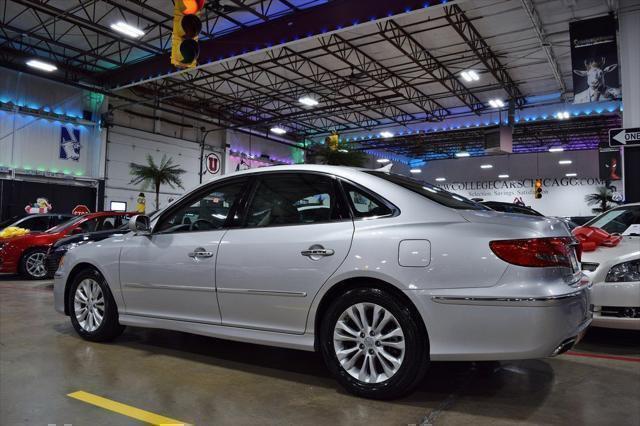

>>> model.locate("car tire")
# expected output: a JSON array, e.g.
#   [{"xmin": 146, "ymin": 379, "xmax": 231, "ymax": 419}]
[
  {"xmin": 20, "ymin": 248, "xmax": 49, "ymax": 280},
  {"xmin": 67, "ymin": 268, "xmax": 125, "ymax": 342},
  {"xmin": 319, "ymin": 287, "xmax": 429, "ymax": 400}
]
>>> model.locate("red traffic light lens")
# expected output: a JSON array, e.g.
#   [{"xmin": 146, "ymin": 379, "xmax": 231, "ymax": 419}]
[
  {"xmin": 180, "ymin": 39, "xmax": 200, "ymax": 63},
  {"xmin": 183, "ymin": 0, "xmax": 205, "ymax": 14}
]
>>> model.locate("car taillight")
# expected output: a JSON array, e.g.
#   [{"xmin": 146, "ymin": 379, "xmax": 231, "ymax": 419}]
[{"xmin": 489, "ymin": 237, "xmax": 577, "ymax": 268}]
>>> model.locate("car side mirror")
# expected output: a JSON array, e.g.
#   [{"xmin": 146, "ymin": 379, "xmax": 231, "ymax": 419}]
[
  {"xmin": 70, "ymin": 228, "xmax": 83, "ymax": 235},
  {"xmin": 129, "ymin": 215, "xmax": 151, "ymax": 235}
]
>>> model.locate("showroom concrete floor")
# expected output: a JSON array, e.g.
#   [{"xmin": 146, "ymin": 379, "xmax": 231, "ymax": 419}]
[{"xmin": 1, "ymin": 275, "xmax": 638, "ymax": 426}]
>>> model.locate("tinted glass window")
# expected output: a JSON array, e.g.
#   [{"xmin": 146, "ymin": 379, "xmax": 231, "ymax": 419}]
[
  {"xmin": 587, "ymin": 205, "xmax": 640, "ymax": 234},
  {"xmin": 156, "ymin": 181, "xmax": 246, "ymax": 233},
  {"xmin": 49, "ymin": 215, "xmax": 73, "ymax": 227},
  {"xmin": 245, "ymin": 173, "xmax": 342, "ymax": 227},
  {"xmin": 367, "ymin": 172, "xmax": 488, "ymax": 211},
  {"xmin": 100, "ymin": 216, "xmax": 117, "ymax": 230},
  {"xmin": 46, "ymin": 216, "xmax": 84, "ymax": 233},
  {"xmin": 78, "ymin": 218, "xmax": 99, "ymax": 233},
  {"xmin": 342, "ymin": 182, "xmax": 392, "ymax": 218},
  {"xmin": 18, "ymin": 216, "xmax": 50, "ymax": 231}
]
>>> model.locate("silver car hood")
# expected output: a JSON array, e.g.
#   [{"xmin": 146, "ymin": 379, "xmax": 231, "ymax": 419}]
[
  {"xmin": 581, "ymin": 236, "xmax": 640, "ymax": 264},
  {"xmin": 457, "ymin": 210, "xmax": 570, "ymax": 237}
]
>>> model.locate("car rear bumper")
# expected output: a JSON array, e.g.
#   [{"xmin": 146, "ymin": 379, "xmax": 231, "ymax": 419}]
[{"xmin": 410, "ymin": 286, "xmax": 592, "ymax": 361}]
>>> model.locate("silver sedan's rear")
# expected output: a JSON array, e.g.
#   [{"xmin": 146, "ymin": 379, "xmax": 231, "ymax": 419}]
[{"xmin": 53, "ymin": 165, "xmax": 591, "ymax": 399}]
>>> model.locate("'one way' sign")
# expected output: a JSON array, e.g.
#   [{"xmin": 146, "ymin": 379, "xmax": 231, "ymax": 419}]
[{"xmin": 609, "ymin": 128, "xmax": 640, "ymax": 147}]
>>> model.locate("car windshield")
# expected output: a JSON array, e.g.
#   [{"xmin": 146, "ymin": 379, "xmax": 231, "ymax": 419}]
[
  {"xmin": 585, "ymin": 205, "xmax": 640, "ymax": 235},
  {"xmin": 0, "ymin": 216, "xmax": 23, "ymax": 228},
  {"xmin": 45, "ymin": 216, "xmax": 84, "ymax": 233},
  {"xmin": 367, "ymin": 171, "xmax": 489, "ymax": 211}
]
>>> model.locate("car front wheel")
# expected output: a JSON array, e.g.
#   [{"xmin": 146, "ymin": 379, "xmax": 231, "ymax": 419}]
[
  {"xmin": 68, "ymin": 268, "xmax": 125, "ymax": 342},
  {"xmin": 320, "ymin": 287, "xmax": 429, "ymax": 399},
  {"xmin": 20, "ymin": 248, "xmax": 49, "ymax": 280}
]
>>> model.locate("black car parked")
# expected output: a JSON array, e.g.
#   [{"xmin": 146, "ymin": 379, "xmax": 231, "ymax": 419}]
[{"xmin": 45, "ymin": 223, "xmax": 128, "ymax": 277}]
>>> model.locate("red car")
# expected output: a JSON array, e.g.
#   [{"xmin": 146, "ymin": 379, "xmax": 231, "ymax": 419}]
[{"xmin": 0, "ymin": 212, "xmax": 134, "ymax": 279}]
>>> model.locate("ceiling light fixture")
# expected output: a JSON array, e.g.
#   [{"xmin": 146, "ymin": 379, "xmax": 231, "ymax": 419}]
[
  {"xmin": 410, "ymin": 169, "xmax": 422, "ymax": 174},
  {"xmin": 298, "ymin": 96, "xmax": 319, "ymax": 107},
  {"xmin": 110, "ymin": 21, "xmax": 145, "ymax": 38},
  {"xmin": 558, "ymin": 160, "xmax": 572, "ymax": 165},
  {"xmin": 566, "ymin": 173, "xmax": 577, "ymax": 177},
  {"xmin": 498, "ymin": 174, "xmax": 509, "ymax": 179},
  {"xmin": 480, "ymin": 164, "xmax": 493, "ymax": 169},
  {"xmin": 548, "ymin": 146, "xmax": 564, "ymax": 153},
  {"xmin": 270, "ymin": 126, "xmax": 287, "ymax": 135},
  {"xmin": 377, "ymin": 158, "xmax": 390, "ymax": 163},
  {"xmin": 488, "ymin": 99, "xmax": 505, "ymax": 108},
  {"xmin": 455, "ymin": 151, "xmax": 470, "ymax": 158},
  {"xmin": 460, "ymin": 70, "xmax": 479, "ymax": 82},
  {"xmin": 380, "ymin": 131, "xmax": 394, "ymax": 138},
  {"xmin": 26, "ymin": 59, "xmax": 57, "ymax": 72},
  {"xmin": 435, "ymin": 177, "xmax": 446, "ymax": 182}
]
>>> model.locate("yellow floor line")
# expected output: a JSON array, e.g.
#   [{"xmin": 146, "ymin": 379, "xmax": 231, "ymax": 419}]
[{"xmin": 67, "ymin": 390, "xmax": 189, "ymax": 426}]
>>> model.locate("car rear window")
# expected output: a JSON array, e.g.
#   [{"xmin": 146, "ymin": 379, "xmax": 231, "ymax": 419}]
[{"xmin": 367, "ymin": 171, "xmax": 488, "ymax": 211}]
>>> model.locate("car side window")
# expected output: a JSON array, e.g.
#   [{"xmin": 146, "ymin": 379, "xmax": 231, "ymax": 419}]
[
  {"xmin": 22, "ymin": 216, "xmax": 51, "ymax": 231},
  {"xmin": 100, "ymin": 216, "xmax": 117, "ymax": 230},
  {"xmin": 245, "ymin": 173, "xmax": 343, "ymax": 228},
  {"xmin": 342, "ymin": 182, "xmax": 393, "ymax": 218},
  {"xmin": 49, "ymin": 215, "xmax": 71, "ymax": 227},
  {"xmin": 155, "ymin": 181, "xmax": 246, "ymax": 234},
  {"xmin": 78, "ymin": 218, "xmax": 99, "ymax": 233}
]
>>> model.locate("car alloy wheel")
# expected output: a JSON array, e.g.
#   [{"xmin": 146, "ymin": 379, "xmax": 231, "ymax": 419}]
[
  {"xmin": 73, "ymin": 278, "xmax": 105, "ymax": 332},
  {"xmin": 25, "ymin": 251, "xmax": 47, "ymax": 279},
  {"xmin": 333, "ymin": 302, "xmax": 406, "ymax": 384}
]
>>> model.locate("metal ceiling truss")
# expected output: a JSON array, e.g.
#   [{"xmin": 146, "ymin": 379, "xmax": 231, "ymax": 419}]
[
  {"xmin": 2, "ymin": 0, "xmax": 584, "ymax": 151},
  {"xmin": 357, "ymin": 115, "xmax": 619, "ymax": 160},
  {"xmin": 519, "ymin": 0, "xmax": 567, "ymax": 97},
  {"xmin": 377, "ymin": 19, "xmax": 485, "ymax": 116},
  {"xmin": 443, "ymin": 4, "xmax": 526, "ymax": 108},
  {"xmin": 319, "ymin": 33, "xmax": 449, "ymax": 122}
]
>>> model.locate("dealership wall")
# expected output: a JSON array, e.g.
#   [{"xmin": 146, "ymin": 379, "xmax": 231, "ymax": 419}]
[
  {"xmin": 106, "ymin": 108, "xmax": 305, "ymax": 212},
  {"xmin": 420, "ymin": 150, "xmax": 619, "ymax": 217},
  {"xmin": 0, "ymin": 69, "xmax": 103, "ymax": 178}
]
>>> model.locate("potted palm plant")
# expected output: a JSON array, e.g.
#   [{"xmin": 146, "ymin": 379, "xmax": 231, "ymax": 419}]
[
  {"xmin": 129, "ymin": 154, "xmax": 186, "ymax": 210},
  {"xmin": 585, "ymin": 186, "xmax": 620, "ymax": 214}
]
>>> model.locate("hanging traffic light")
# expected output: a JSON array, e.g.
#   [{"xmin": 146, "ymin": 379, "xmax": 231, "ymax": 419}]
[
  {"xmin": 171, "ymin": 0, "xmax": 205, "ymax": 69},
  {"xmin": 534, "ymin": 178, "xmax": 543, "ymax": 199}
]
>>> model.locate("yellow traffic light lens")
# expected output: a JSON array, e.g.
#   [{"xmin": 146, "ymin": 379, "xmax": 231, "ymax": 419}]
[{"xmin": 181, "ymin": 14, "xmax": 202, "ymax": 37}]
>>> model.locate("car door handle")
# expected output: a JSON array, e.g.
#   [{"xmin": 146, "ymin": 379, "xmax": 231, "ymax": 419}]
[
  {"xmin": 188, "ymin": 248, "xmax": 214, "ymax": 258},
  {"xmin": 301, "ymin": 248, "xmax": 335, "ymax": 257}
]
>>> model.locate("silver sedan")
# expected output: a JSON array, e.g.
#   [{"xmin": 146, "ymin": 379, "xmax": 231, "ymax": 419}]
[{"xmin": 53, "ymin": 165, "xmax": 591, "ymax": 399}]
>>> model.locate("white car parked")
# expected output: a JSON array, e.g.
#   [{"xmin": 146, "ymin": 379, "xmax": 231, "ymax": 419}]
[
  {"xmin": 54, "ymin": 165, "xmax": 591, "ymax": 399},
  {"xmin": 580, "ymin": 203, "xmax": 640, "ymax": 330}
]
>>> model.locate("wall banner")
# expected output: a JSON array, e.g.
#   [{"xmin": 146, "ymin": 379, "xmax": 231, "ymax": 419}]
[
  {"xmin": 437, "ymin": 177, "xmax": 624, "ymax": 217},
  {"xmin": 570, "ymin": 15, "xmax": 621, "ymax": 104},
  {"xmin": 201, "ymin": 150, "xmax": 224, "ymax": 183},
  {"xmin": 599, "ymin": 148, "xmax": 622, "ymax": 181},
  {"xmin": 60, "ymin": 125, "xmax": 81, "ymax": 161}
]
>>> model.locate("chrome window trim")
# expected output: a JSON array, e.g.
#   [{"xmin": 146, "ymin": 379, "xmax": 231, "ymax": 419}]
[
  {"xmin": 124, "ymin": 282, "xmax": 215, "ymax": 292},
  {"xmin": 217, "ymin": 288, "xmax": 307, "ymax": 297}
]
